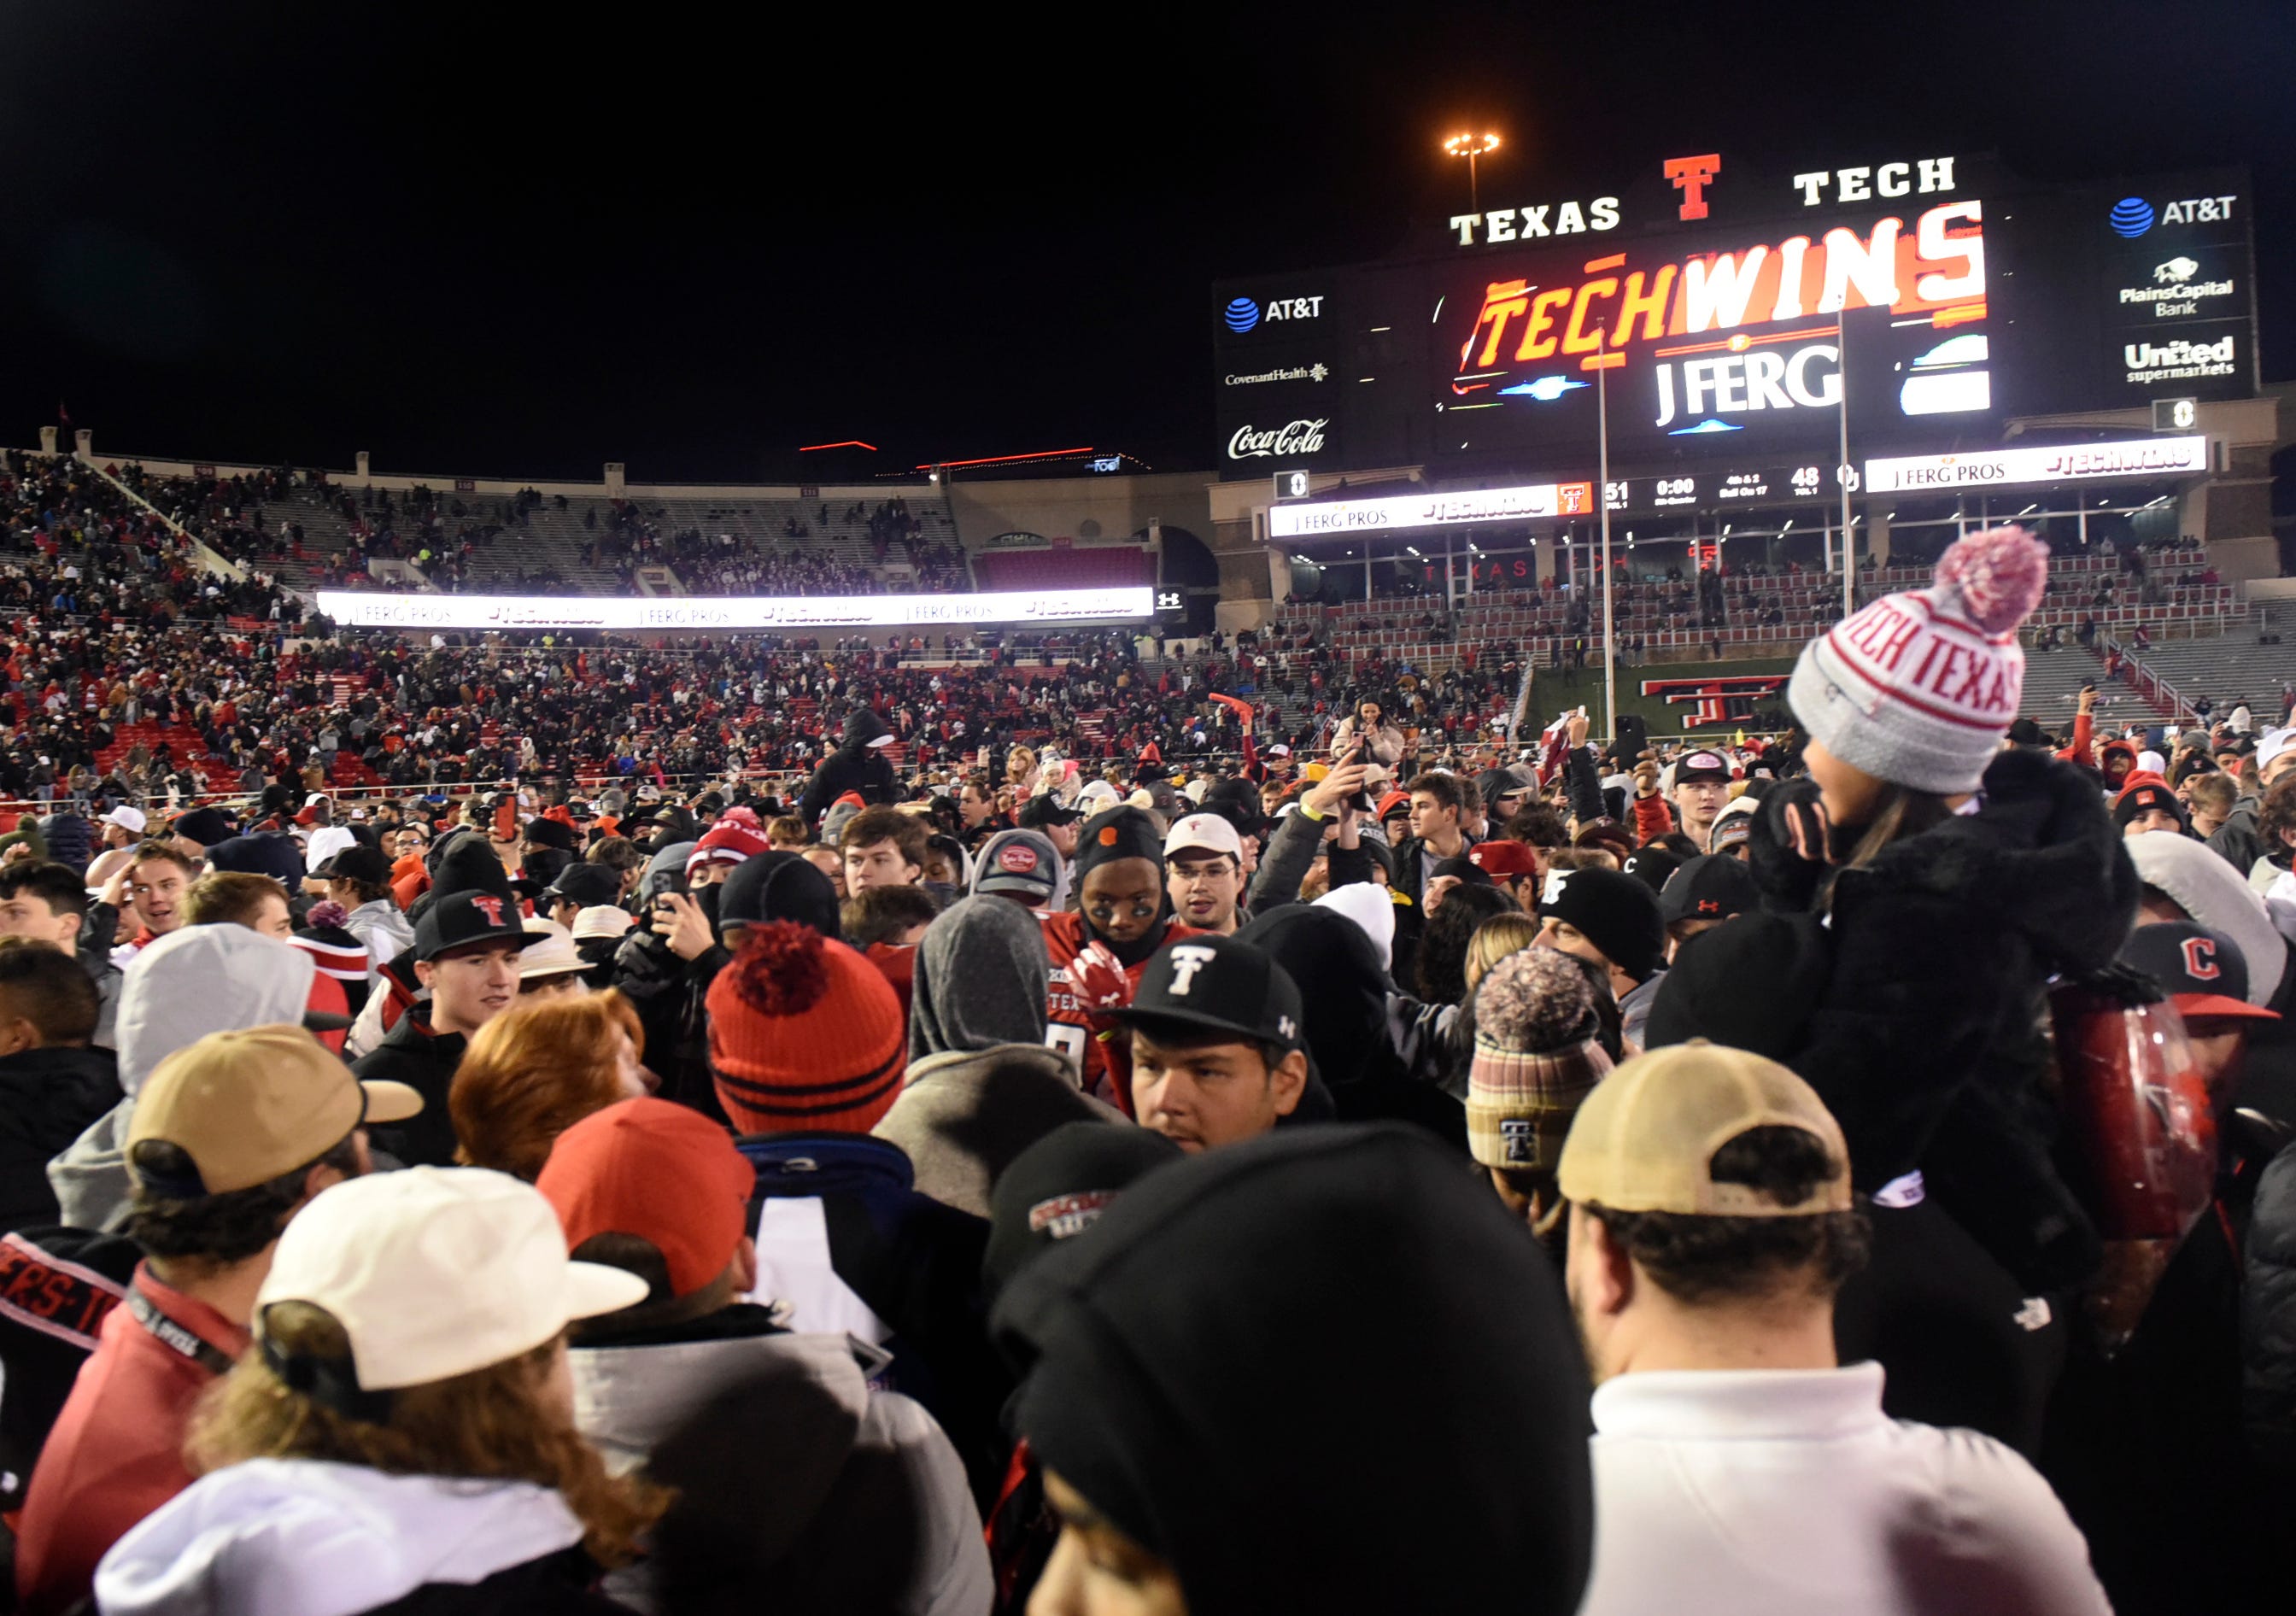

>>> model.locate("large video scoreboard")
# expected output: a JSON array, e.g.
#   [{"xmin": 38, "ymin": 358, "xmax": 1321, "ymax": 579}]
[{"xmin": 1213, "ymin": 150, "xmax": 2254, "ymax": 480}]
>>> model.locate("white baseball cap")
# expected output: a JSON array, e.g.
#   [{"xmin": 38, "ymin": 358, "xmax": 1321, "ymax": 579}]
[
  {"xmin": 102, "ymin": 805, "xmax": 147, "ymax": 834},
  {"xmin": 1164, "ymin": 812, "xmax": 1244, "ymax": 860},
  {"xmin": 257, "ymin": 1166, "xmax": 646, "ymax": 1392},
  {"xmin": 2259, "ymin": 729, "xmax": 2296, "ymax": 776}
]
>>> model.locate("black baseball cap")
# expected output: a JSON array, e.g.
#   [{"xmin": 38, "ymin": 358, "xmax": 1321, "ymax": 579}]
[
  {"xmin": 1673, "ymin": 749, "xmax": 1731, "ymax": 785},
  {"xmin": 1018, "ymin": 794, "xmax": 1083, "ymax": 829},
  {"xmin": 1658, "ymin": 854, "xmax": 1762, "ymax": 927},
  {"xmin": 2118, "ymin": 921, "xmax": 2278, "ymax": 1022},
  {"xmin": 313, "ymin": 844, "xmax": 394, "ymax": 887},
  {"xmin": 1106, "ymin": 934, "xmax": 1304, "ymax": 1051},
  {"xmin": 547, "ymin": 862, "xmax": 625, "ymax": 909},
  {"xmin": 1621, "ymin": 846, "xmax": 1682, "ymax": 894},
  {"xmin": 413, "ymin": 890, "xmax": 544, "ymax": 963}
]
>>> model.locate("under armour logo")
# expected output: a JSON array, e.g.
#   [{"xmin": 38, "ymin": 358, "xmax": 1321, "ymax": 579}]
[
  {"xmin": 1278, "ymin": 1014, "xmax": 1297, "ymax": 1039},
  {"xmin": 1696, "ymin": 899, "xmax": 1721, "ymax": 916}
]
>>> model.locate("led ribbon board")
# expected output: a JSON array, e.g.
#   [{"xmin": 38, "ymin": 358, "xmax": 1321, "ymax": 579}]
[
  {"xmin": 1863, "ymin": 436, "xmax": 2207, "ymax": 493},
  {"xmin": 314, "ymin": 587, "xmax": 1157, "ymax": 630},
  {"xmin": 1266, "ymin": 480, "xmax": 1596, "ymax": 538}
]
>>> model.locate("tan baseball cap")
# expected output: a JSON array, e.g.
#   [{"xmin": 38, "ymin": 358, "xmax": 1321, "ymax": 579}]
[
  {"xmin": 127, "ymin": 1024, "xmax": 424, "ymax": 1197},
  {"xmin": 1555, "ymin": 1039, "xmax": 1851, "ymax": 1217}
]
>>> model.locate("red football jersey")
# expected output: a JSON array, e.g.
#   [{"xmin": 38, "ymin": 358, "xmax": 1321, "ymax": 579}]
[{"xmin": 1040, "ymin": 910, "xmax": 1204, "ymax": 1115}]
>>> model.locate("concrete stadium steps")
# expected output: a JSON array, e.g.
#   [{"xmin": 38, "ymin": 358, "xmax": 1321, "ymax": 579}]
[
  {"xmin": 2112, "ymin": 630, "xmax": 2296, "ymax": 716},
  {"xmin": 456, "ymin": 505, "xmax": 612, "ymax": 594},
  {"xmin": 2016, "ymin": 645, "xmax": 2158, "ymax": 730}
]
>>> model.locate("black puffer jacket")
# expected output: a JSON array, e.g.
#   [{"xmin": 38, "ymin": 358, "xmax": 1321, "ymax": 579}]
[
  {"xmin": 797, "ymin": 708, "xmax": 898, "ymax": 825},
  {"xmin": 0, "ymin": 1046, "xmax": 122, "ymax": 1232},
  {"xmin": 2245, "ymin": 1139, "xmax": 2296, "ymax": 1473},
  {"xmin": 1649, "ymin": 747, "xmax": 2138, "ymax": 1291}
]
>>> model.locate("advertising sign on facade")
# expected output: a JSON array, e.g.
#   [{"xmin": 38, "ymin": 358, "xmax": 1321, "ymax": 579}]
[{"xmin": 1862, "ymin": 436, "xmax": 2207, "ymax": 494}]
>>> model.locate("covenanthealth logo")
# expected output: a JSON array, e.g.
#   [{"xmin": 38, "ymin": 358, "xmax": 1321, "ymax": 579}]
[{"xmin": 1224, "ymin": 297, "xmax": 1261, "ymax": 332}]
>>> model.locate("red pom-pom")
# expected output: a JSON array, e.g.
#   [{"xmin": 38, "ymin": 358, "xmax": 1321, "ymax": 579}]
[
  {"xmin": 728, "ymin": 921, "xmax": 829, "ymax": 1016},
  {"xmin": 1935, "ymin": 524, "xmax": 2047, "ymax": 635},
  {"xmin": 718, "ymin": 805, "xmax": 762, "ymax": 831}
]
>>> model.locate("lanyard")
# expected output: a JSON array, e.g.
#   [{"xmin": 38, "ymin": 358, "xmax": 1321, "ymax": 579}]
[{"xmin": 126, "ymin": 1285, "xmax": 237, "ymax": 1377}]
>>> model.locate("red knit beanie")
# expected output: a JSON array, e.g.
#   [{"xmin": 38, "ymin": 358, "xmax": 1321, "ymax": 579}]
[{"xmin": 706, "ymin": 922, "xmax": 905, "ymax": 1134}]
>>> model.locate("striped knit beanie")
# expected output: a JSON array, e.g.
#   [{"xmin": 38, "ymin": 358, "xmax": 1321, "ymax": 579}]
[
  {"xmin": 1787, "ymin": 525, "xmax": 2047, "ymax": 795},
  {"xmin": 291, "ymin": 903, "xmax": 374, "ymax": 1015},
  {"xmin": 1467, "ymin": 948, "xmax": 1614, "ymax": 1173},
  {"xmin": 705, "ymin": 922, "xmax": 905, "ymax": 1135},
  {"xmin": 687, "ymin": 818, "xmax": 771, "ymax": 878}
]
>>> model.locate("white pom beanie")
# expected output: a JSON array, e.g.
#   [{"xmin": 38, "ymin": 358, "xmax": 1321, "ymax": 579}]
[{"xmin": 1787, "ymin": 526, "xmax": 2048, "ymax": 794}]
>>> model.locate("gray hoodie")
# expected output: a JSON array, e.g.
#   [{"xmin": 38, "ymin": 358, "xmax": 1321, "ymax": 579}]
[
  {"xmin": 341, "ymin": 897, "xmax": 414, "ymax": 976},
  {"xmin": 879, "ymin": 897, "xmax": 1120, "ymax": 1215},
  {"xmin": 49, "ymin": 929, "xmax": 321, "ymax": 1232},
  {"xmin": 573, "ymin": 1328, "xmax": 990, "ymax": 1616},
  {"xmin": 904, "ymin": 894, "xmax": 1053, "ymax": 1063}
]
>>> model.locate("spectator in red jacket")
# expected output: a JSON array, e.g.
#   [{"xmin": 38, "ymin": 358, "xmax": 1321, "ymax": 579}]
[{"xmin": 15, "ymin": 1027, "xmax": 418, "ymax": 1614}]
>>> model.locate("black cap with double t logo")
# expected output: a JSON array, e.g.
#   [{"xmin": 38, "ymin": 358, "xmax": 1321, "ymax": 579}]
[
  {"xmin": 1106, "ymin": 934, "xmax": 1305, "ymax": 1051},
  {"xmin": 414, "ymin": 890, "xmax": 545, "ymax": 963}
]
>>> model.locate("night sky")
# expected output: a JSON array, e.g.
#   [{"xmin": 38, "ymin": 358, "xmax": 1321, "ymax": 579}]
[{"xmin": 3, "ymin": 3, "xmax": 2291, "ymax": 483}]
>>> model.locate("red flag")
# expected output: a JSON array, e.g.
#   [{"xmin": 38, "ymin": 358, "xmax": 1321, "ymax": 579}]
[{"xmin": 56, "ymin": 402, "xmax": 70, "ymax": 425}]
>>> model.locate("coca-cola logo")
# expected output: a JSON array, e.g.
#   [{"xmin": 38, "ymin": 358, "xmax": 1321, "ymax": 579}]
[{"xmin": 1227, "ymin": 419, "xmax": 1328, "ymax": 460}]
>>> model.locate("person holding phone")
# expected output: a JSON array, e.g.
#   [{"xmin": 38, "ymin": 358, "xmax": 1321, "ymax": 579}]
[{"xmin": 1328, "ymin": 699, "xmax": 1406, "ymax": 790}]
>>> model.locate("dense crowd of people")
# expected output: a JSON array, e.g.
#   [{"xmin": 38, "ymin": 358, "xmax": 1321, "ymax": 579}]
[
  {"xmin": 0, "ymin": 520, "xmax": 2284, "ymax": 1614},
  {"xmin": 0, "ymin": 604, "xmax": 1525, "ymax": 811}
]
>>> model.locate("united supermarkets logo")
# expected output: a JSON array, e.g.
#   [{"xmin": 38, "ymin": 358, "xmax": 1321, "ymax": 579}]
[{"xmin": 2124, "ymin": 336, "xmax": 2237, "ymax": 382}]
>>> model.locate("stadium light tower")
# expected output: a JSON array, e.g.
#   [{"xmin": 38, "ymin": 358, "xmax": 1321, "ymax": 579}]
[{"xmin": 1444, "ymin": 132, "xmax": 1502, "ymax": 213}]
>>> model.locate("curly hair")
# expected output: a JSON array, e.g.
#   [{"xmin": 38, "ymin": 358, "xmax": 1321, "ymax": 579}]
[
  {"xmin": 2260, "ymin": 773, "xmax": 2296, "ymax": 861},
  {"xmin": 188, "ymin": 1301, "xmax": 665, "ymax": 1567},
  {"xmin": 1414, "ymin": 884, "xmax": 1516, "ymax": 1006},
  {"xmin": 449, "ymin": 991, "xmax": 643, "ymax": 1181},
  {"xmin": 128, "ymin": 1135, "xmax": 362, "ymax": 1268}
]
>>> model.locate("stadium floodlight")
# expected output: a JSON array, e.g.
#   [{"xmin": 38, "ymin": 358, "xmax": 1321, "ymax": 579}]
[{"xmin": 1444, "ymin": 132, "xmax": 1502, "ymax": 212}]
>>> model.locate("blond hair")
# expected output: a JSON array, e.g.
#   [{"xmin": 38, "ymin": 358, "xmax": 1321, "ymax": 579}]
[
  {"xmin": 1464, "ymin": 910, "xmax": 1540, "ymax": 996},
  {"xmin": 189, "ymin": 1301, "xmax": 664, "ymax": 1566}
]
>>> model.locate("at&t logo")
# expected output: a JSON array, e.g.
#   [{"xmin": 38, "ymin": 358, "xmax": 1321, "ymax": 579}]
[{"xmin": 1222, "ymin": 295, "xmax": 1325, "ymax": 333}]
